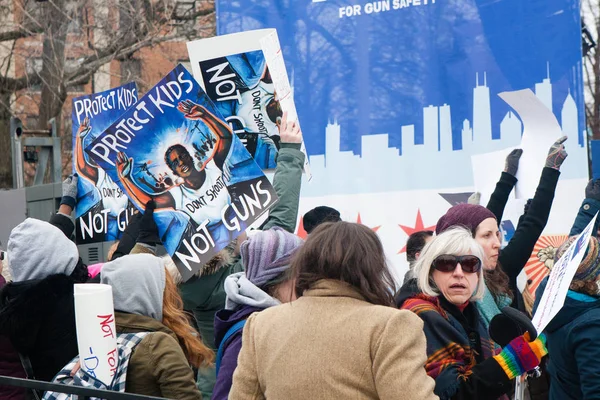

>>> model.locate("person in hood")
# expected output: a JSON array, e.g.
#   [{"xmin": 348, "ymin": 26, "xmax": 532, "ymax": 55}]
[
  {"xmin": 0, "ymin": 175, "xmax": 89, "ymax": 391},
  {"xmin": 533, "ymin": 236, "xmax": 600, "ymax": 400},
  {"xmin": 212, "ymin": 226, "xmax": 303, "ymax": 399},
  {"xmin": 229, "ymin": 222, "xmax": 438, "ymax": 400},
  {"xmin": 175, "ymin": 113, "xmax": 305, "ymax": 397},
  {"xmin": 435, "ymin": 137, "xmax": 566, "ymax": 326},
  {"xmin": 397, "ymin": 227, "xmax": 547, "ymax": 400},
  {"xmin": 100, "ymin": 253, "xmax": 212, "ymax": 399}
]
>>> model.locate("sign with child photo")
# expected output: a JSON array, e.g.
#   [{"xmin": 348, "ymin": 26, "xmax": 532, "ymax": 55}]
[{"xmin": 85, "ymin": 64, "xmax": 278, "ymax": 280}]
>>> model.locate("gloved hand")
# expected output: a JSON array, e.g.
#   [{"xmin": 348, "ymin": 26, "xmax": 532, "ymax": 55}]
[
  {"xmin": 110, "ymin": 212, "xmax": 142, "ymax": 261},
  {"xmin": 493, "ymin": 333, "xmax": 547, "ymax": 380},
  {"xmin": 137, "ymin": 200, "xmax": 161, "ymax": 245},
  {"xmin": 468, "ymin": 192, "xmax": 481, "ymax": 205},
  {"xmin": 545, "ymin": 136, "xmax": 568, "ymax": 170},
  {"xmin": 61, "ymin": 174, "xmax": 78, "ymax": 208},
  {"xmin": 585, "ymin": 179, "xmax": 600, "ymax": 201},
  {"xmin": 504, "ymin": 149, "xmax": 523, "ymax": 176}
]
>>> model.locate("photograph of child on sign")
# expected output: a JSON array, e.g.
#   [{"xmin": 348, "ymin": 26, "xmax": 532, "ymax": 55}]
[
  {"xmin": 71, "ymin": 83, "xmax": 138, "ymax": 244},
  {"xmin": 199, "ymin": 50, "xmax": 282, "ymax": 169},
  {"xmin": 86, "ymin": 64, "xmax": 278, "ymax": 280}
]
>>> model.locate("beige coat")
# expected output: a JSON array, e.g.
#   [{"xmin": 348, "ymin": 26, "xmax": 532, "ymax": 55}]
[{"xmin": 230, "ymin": 279, "xmax": 438, "ymax": 400}]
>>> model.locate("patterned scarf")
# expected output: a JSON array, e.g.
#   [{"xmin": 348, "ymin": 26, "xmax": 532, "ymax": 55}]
[{"xmin": 43, "ymin": 332, "xmax": 148, "ymax": 400}]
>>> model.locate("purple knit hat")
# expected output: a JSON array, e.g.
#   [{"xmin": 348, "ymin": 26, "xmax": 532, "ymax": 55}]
[
  {"xmin": 436, "ymin": 204, "xmax": 497, "ymax": 235},
  {"xmin": 241, "ymin": 227, "xmax": 304, "ymax": 288}
]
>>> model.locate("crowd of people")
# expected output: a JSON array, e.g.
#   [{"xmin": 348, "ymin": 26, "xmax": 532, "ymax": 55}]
[{"xmin": 0, "ymin": 120, "xmax": 599, "ymax": 400}]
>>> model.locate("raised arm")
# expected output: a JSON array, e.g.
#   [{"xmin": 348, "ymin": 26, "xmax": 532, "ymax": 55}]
[
  {"xmin": 178, "ymin": 100, "xmax": 232, "ymax": 169},
  {"xmin": 74, "ymin": 117, "xmax": 99, "ymax": 182},
  {"xmin": 499, "ymin": 137, "xmax": 567, "ymax": 281},
  {"xmin": 261, "ymin": 112, "xmax": 305, "ymax": 233},
  {"xmin": 116, "ymin": 152, "xmax": 174, "ymax": 210},
  {"xmin": 485, "ymin": 149, "xmax": 522, "ymax": 221}
]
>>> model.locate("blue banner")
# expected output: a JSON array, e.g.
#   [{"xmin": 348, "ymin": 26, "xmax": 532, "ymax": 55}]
[{"xmin": 216, "ymin": 0, "xmax": 588, "ymax": 278}]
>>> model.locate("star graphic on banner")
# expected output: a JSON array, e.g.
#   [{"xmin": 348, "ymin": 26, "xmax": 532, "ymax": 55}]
[
  {"xmin": 398, "ymin": 210, "xmax": 436, "ymax": 254},
  {"xmin": 356, "ymin": 213, "xmax": 380, "ymax": 232},
  {"xmin": 296, "ymin": 217, "xmax": 308, "ymax": 239}
]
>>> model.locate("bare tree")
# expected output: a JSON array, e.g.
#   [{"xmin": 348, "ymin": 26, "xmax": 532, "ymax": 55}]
[
  {"xmin": 0, "ymin": 0, "xmax": 215, "ymax": 188},
  {"xmin": 583, "ymin": 0, "xmax": 600, "ymax": 142}
]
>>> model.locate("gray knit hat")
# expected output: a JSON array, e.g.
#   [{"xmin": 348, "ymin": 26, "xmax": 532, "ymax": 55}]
[
  {"xmin": 241, "ymin": 227, "xmax": 304, "ymax": 288},
  {"xmin": 8, "ymin": 218, "xmax": 79, "ymax": 282}
]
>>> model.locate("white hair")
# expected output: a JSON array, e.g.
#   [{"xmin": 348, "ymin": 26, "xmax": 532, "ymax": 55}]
[{"xmin": 413, "ymin": 227, "xmax": 486, "ymax": 301}]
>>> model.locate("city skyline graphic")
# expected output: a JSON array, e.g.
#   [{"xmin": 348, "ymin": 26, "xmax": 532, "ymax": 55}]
[{"xmin": 301, "ymin": 65, "xmax": 587, "ymax": 197}]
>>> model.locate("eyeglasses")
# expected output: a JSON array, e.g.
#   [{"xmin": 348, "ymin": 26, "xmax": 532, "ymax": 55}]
[{"xmin": 432, "ymin": 254, "xmax": 482, "ymax": 274}]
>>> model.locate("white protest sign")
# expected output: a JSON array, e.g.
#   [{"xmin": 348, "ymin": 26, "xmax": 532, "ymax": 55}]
[
  {"xmin": 259, "ymin": 30, "xmax": 312, "ymax": 181},
  {"xmin": 532, "ymin": 212, "xmax": 599, "ymax": 333},
  {"xmin": 186, "ymin": 29, "xmax": 311, "ymax": 179},
  {"xmin": 498, "ymin": 89, "xmax": 563, "ymax": 199},
  {"xmin": 74, "ymin": 284, "xmax": 118, "ymax": 386},
  {"xmin": 471, "ymin": 147, "xmax": 516, "ymax": 207}
]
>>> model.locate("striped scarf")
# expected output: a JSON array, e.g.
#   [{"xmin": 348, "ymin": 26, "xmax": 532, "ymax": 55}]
[{"xmin": 401, "ymin": 294, "xmax": 502, "ymax": 399}]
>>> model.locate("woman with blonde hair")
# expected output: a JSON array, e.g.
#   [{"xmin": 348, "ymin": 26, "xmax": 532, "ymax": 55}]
[
  {"xmin": 100, "ymin": 253, "xmax": 213, "ymax": 399},
  {"xmin": 230, "ymin": 222, "xmax": 437, "ymax": 400},
  {"xmin": 396, "ymin": 227, "xmax": 547, "ymax": 400}
]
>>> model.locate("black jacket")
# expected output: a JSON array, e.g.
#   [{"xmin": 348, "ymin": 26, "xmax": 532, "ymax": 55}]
[
  {"xmin": 396, "ymin": 280, "xmax": 513, "ymax": 400},
  {"xmin": 0, "ymin": 274, "xmax": 79, "ymax": 382},
  {"xmin": 487, "ymin": 168, "xmax": 560, "ymax": 312}
]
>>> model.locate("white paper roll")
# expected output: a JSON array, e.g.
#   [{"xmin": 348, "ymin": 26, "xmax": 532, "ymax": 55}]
[{"xmin": 73, "ymin": 283, "xmax": 118, "ymax": 386}]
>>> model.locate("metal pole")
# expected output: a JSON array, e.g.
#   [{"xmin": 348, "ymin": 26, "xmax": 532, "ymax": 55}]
[{"xmin": 10, "ymin": 117, "xmax": 24, "ymax": 189}]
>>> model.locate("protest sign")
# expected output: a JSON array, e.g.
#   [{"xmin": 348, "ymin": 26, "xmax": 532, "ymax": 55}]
[
  {"xmin": 73, "ymin": 284, "xmax": 118, "ymax": 386},
  {"xmin": 186, "ymin": 29, "xmax": 311, "ymax": 178},
  {"xmin": 532, "ymin": 212, "xmax": 599, "ymax": 333},
  {"xmin": 85, "ymin": 64, "xmax": 279, "ymax": 280},
  {"xmin": 72, "ymin": 83, "xmax": 138, "ymax": 244}
]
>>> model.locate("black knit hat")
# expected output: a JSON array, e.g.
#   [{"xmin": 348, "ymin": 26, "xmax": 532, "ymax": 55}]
[{"xmin": 303, "ymin": 206, "xmax": 341, "ymax": 234}]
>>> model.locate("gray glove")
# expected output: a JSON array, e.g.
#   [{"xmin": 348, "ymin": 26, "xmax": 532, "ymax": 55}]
[
  {"xmin": 61, "ymin": 174, "xmax": 78, "ymax": 208},
  {"xmin": 545, "ymin": 136, "xmax": 568, "ymax": 170},
  {"xmin": 504, "ymin": 149, "xmax": 523, "ymax": 176},
  {"xmin": 585, "ymin": 179, "xmax": 600, "ymax": 202},
  {"xmin": 468, "ymin": 192, "xmax": 481, "ymax": 205}
]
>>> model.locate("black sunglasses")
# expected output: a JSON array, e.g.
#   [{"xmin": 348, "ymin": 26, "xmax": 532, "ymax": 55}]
[{"xmin": 432, "ymin": 254, "xmax": 482, "ymax": 274}]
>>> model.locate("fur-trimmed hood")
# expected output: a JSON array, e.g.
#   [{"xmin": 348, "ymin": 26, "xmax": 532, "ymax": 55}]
[{"xmin": 165, "ymin": 247, "xmax": 234, "ymax": 285}]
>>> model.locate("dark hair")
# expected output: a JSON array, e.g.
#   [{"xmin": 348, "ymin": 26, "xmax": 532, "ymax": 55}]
[
  {"xmin": 266, "ymin": 98, "xmax": 283, "ymax": 125},
  {"xmin": 303, "ymin": 206, "xmax": 341, "ymax": 234},
  {"xmin": 484, "ymin": 265, "xmax": 513, "ymax": 304},
  {"xmin": 164, "ymin": 144, "xmax": 191, "ymax": 172},
  {"xmin": 70, "ymin": 259, "xmax": 90, "ymax": 283},
  {"xmin": 406, "ymin": 230, "xmax": 434, "ymax": 262},
  {"xmin": 291, "ymin": 221, "xmax": 395, "ymax": 307}
]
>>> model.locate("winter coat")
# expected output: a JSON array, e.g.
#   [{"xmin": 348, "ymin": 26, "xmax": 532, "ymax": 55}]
[
  {"xmin": 212, "ymin": 304, "xmax": 262, "ymax": 400},
  {"xmin": 569, "ymin": 198, "xmax": 600, "ymax": 237},
  {"xmin": 0, "ymin": 274, "xmax": 79, "ymax": 383},
  {"xmin": 487, "ymin": 167, "xmax": 560, "ymax": 313},
  {"xmin": 229, "ymin": 279, "xmax": 438, "ymax": 400},
  {"xmin": 114, "ymin": 311, "xmax": 202, "ymax": 399},
  {"xmin": 0, "ymin": 275, "xmax": 27, "ymax": 400},
  {"xmin": 533, "ymin": 278, "xmax": 600, "ymax": 399},
  {"xmin": 396, "ymin": 279, "xmax": 512, "ymax": 400},
  {"xmin": 212, "ymin": 273, "xmax": 281, "ymax": 400}
]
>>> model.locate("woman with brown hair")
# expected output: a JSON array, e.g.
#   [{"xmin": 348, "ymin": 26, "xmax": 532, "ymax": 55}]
[
  {"xmin": 434, "ymin": 137, "xmax": 567, "ymax": 327},
  {"xmin": 100, "ymin": 253, "xmax": 213, "ymax": 399},
  {"xmin": 229, "ymin": 222, "xmax": 437, "ymax": 400}
]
